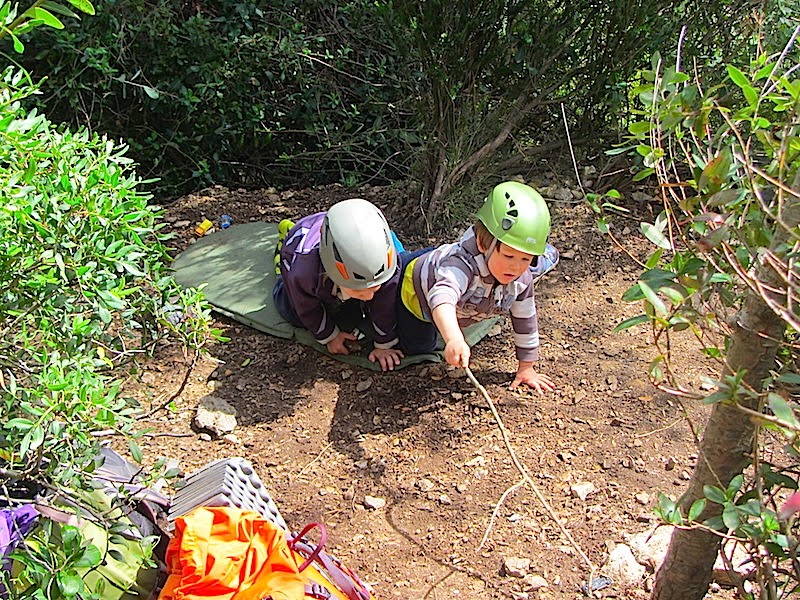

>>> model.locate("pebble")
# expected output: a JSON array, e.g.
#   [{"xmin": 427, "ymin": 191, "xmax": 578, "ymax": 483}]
[
  {"xmin": 503, "ymin": 557, "xmax": 531, "ymax": 578},
  {"xmin": 363, "ymin": 496, "xmax": 386, "ymax": 510}
]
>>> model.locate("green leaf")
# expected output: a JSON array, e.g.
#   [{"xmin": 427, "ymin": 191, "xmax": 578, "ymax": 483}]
[
  {"xmin": 645, "ymin": 249, "xmax": 663, "ymax": 269},
  {"xmin": 29, "ymin": 7, "xmax": 63, "ymax": 28},
  {"xmin": 727, "ymin": 474, "xmax": 744, "ymax": 495},
  {"xmin": 640, "ymin": 222, "xmax": 672, "ymax": 250},
  {"xmin": 40, "ymin": 1, "xmax": 79, "ymax": 18},
  {"xmin": 742, "ymin": 85, "xmax": 758, "ymax": 106},
  {"xmin": 706, "ymin": 189, "xmax": 740, "ymax": 207},
  {"xmin": 142, "ymin": 86, "xmax": 159, "ymax": 100},
  {"xmin": 768, "ymin": 392, "xmax": 798, "ymax": 426},
  {"xmin": 632, "ymin": 167, "xmax": 655, "ymax": 182},
  {"xmin": 697, "ymin": 152, "xmax": 731, "ymax": 192},
  {"xmin": 704, "ymin": 485, "xmax": 727, "ymax": 504},
  {"xmin": 129, "ymin": 439, "xmax": 143, "ymax": 463},
  {"xmin": 613, "ymin": 314, "xmax": 649, "ymax": 333},
  {"xmin": 726, "ymin": 64, "xmax": 750, "ymax": 89},
  {"xmin": 638, "ymin": 280, "xmax": 668, "ymax": 316},
  {"xmin": 777, "ymin": 373, "xmax": 800, "ymax": 385},
  {"xmin": 688, "ymin": 498, "xmax": 706, "ymax": 521},
  {"xmin": 722, "ymin": 502, "xmax": 740, "ymax": 530},
  {"xmin": 57, "ymin": 572, "xmax": 83, "ymax": 596},
  {"xmin": 65, "ymin": 0, "xmax": 95, "ymax": 14},
  {"xmin": 107, "ymin": 548, "xmax": 126, "ymax": 562},
  {"xmin": 628, "ymin": 121, "xmax": 652, "ymax": 135},
  {"xmin": 73, "ymin": 545, "xmax": 102, "ymax": 568}
]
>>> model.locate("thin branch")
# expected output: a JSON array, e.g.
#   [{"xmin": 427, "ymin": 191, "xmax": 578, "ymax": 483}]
[
  {"xmin": 478, "ymin": 479, "xmax": 525, "ymax": 551},
  {"xmin": 464, "ymin": 367, "xmax": 596, "ymax": 590},
  {"xmin": 137, "ymin": 349, "xmax": 199, "ymax": 420}
]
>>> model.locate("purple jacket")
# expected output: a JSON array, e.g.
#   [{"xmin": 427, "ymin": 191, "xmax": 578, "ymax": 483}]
[{"xmin": 278, "ymin": 212, "xmax": 400, "ymax": 348}]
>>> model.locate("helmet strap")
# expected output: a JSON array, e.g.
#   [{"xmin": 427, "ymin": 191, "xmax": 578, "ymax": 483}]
[{"xmin": 483, "ymin": 237, "xmax": 498, "ymax": 263}]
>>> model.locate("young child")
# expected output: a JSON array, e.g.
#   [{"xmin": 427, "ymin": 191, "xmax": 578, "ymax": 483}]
[
  {"xmin": 397, "ymin": 181, "xmax": 558, "ymax": 391},
  {"xmin": 273, "ymin": 198, "xmax": 405, "ymax": 371}
]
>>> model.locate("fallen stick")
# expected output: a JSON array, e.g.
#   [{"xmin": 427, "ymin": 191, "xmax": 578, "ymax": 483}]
[{"xmin": 464, "ymin": 366, "xmax": 597, "ymax": 593}]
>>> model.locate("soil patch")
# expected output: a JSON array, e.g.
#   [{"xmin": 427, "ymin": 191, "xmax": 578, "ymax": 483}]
[{"xmin": 128, "ymin": 182, "xmax": 729, "ymax": 599}]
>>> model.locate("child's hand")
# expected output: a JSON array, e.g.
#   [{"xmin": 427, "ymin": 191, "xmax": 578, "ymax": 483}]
[
  {"xmin": 444, "ymin": 339, "xmax": 470, "ymax": 368},
  {"xmin": 369, "ymin": 347, "xmax": 405, "ymax": 371},
  {"xmin": 327, "ymin": 331, "xmax": 357, "ymax": 355},
  {"xmin": 511, "ymin": 366, "xmax": 555, "ymax": 393}
]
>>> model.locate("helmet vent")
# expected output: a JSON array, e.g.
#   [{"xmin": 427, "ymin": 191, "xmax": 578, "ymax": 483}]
[
  {"xmin": 353, "ymin": 272, "xmax": 366, "ymax": 280},
  {"xmin": 501, "ymin": 217, "xmax": 514, "ymax": 230},
  {"xmin": 332, "ymin": 243, "xmax": 343, "ymax": 263},
  {"xmin": 374, "ymin": 265, "xmax": 385, "ymax": 278}
]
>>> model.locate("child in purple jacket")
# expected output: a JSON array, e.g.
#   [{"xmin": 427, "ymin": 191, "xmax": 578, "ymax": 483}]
[{"xmin": 273, "ymin": 198, "xmax": 404, "ymax": 371}]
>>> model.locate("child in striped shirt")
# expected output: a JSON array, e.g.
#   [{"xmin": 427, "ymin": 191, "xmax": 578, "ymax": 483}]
[{"xmin": 397, "ymin": 182, "xmax": 558, "ymax": 391}]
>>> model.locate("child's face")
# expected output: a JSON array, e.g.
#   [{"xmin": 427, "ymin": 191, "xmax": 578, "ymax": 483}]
[
  {"xmin": 341, "ymin": 285, "xmax": 381, "ymax": 301},
  {"xmin": 486, "ymin": 243, "xmax": 535, "ymax": 284}
]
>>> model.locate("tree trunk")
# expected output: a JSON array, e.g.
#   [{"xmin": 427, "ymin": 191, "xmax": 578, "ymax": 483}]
[{"xmin": 652, "ymin": 178, "xmax": 800, "ymax": 599}]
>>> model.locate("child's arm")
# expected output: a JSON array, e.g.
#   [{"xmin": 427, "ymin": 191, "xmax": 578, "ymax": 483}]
[
  {"xmin": 511, "ymin": 361, "xmax": 556, "ymax": 392},
  {"xmin": 432, "ymin": 304, "xmax": 470, "ymax": 367}
]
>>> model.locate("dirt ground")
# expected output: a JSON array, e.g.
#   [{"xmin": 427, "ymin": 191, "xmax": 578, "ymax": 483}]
[{"xmin": 128, "ymin": 180, "xmax": 732, "ymax": 599}]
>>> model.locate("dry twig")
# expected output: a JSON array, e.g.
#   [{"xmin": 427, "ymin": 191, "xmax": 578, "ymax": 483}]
[{"xmin": 465, "ymin": 367, "xmax": 596, "ymax": 591}]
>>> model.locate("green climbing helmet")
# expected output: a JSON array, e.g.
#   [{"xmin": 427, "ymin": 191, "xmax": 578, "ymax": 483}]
[{"xmin": 476, "ymin": 181, "xmax": 551, "ymax": 255}]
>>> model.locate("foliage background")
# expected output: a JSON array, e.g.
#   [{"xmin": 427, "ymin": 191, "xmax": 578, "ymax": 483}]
[{"xmin": 13, "ymin": 0, "xmax": 769, "ymax": 218}]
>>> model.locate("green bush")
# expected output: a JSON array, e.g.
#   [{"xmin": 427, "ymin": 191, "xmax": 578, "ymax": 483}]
[
  {"xmin": 18, "ymin": 0, "xmax": 418, "ymax": 197},
  {"xmin": 1, "ymin": 3, "xmax": 221, "ymax": 596},
  {"xmin": 0, "ymin": 63, "xmax": 218, "ymax": 487}
]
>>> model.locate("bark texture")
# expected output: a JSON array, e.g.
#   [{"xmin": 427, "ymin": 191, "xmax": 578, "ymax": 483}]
[{"xmin": 652, "ymin": 176, "xmax": 800, "ymax": 600}]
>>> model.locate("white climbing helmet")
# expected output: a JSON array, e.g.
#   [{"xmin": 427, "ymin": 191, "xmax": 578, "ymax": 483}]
[{"xmin": 319, "ymin": 198, "xmax": 397, "ymax": 289}]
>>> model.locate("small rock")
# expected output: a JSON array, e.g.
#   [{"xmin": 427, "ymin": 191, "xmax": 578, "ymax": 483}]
[
  {"xmin": 523, "ymin": 574, "xmax": 549, "ymax": 591},
  {"xmin": 488, "ymin": 323, "xmax": 503, "ymax": 336},
  {"xmin": 561, "ymin": 249, "xmax": 577, "ymax": 260},
  {"xmin": 503, "ymin": 557, "xmax": 531, "ymax": 578},
  {"xmin": 194, "ymin": 395, "xmax": 238, "ymax": 436},
  {"xmin": 438, "ymin": 494, "xmax": 452, "ymax": 505},
  {"xmin": 174, "ymin": 220, "xmax": 191, "ymax": 228},
  {"xmin": 465, "ymin": 456, "xmax": 485, "ymax": 467},
  {"xmin": 665, "ymin": 457, "xmax": 676, "ymax": 471},
  {"xmin": 355, "ymin": 460, "xmax": 369, "ymax": 469},
  {"xmin": 356, "ymin": 378, "xmax": 373, "ymax": 392},
  {"xmin": 571, "ymin": 482, "xmax": 596, "ymax": 501},
  {"xmin": 417, "ymin": 478, "xmax": 435, "ymax": 492},
  {"xmin": 456, "ymin": 483, "xmax": 467, "ymax": 493},
  {"xmin": 341, "ymin": 369, "xmax": 353, "ymax": 380},
  {"xmin": 222, "ymin": 433, "xmax": 240, "ymax": 444},
  {"xmin": 554, "ymin": 188, "xmax": 574, "ymax": 202},
  {"xmin": 603, "ymin": 543, "xmax": 646, "ymax": 585},
  {"xmin": 635, "ymin": 492, "xmax": 650, "ymax": 505},
  {"xmin": 680, "ymin": 470, "xmax": 692, "ymax": 480},
  {"xmin": 363, "ymin": 495, "xmax": 386, "ymax": 510},
  {"xmin": 198, "ymin": 433, "xmax": 212, "ymax": 442}
]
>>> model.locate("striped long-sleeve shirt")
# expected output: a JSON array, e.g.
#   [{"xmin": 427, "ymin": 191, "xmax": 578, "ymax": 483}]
[{"xmin": 411, "ymin": 227, "xmax": 543, "ymax": 362}]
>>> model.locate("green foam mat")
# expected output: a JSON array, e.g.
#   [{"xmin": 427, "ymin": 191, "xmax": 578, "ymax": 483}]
[{"xmin": 171, "ymin": 221, "xmax": 497, "ymax": 371}]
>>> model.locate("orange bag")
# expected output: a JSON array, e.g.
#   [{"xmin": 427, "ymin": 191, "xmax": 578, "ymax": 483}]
[{"xmin": 159, "ymin": 507, "xmax": 376, "ymax": 600}]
